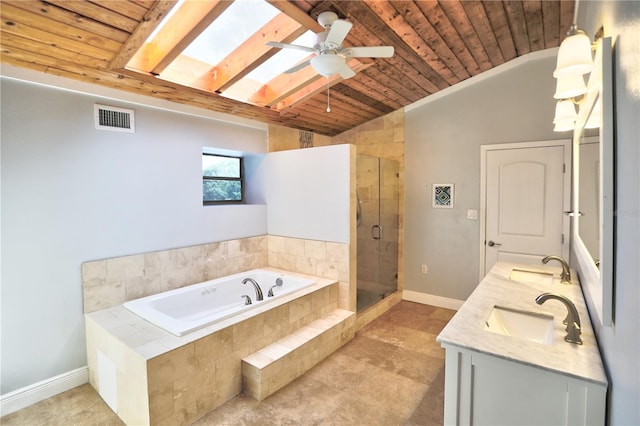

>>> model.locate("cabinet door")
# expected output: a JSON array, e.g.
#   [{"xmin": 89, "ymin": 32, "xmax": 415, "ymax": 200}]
[
  {"xmin": 470, "ymin": 353, "xmax": 568, "ymax": 425},
  {"xmin": 443, "ymin": 347, "xmax": 606, "ymax": 426}
]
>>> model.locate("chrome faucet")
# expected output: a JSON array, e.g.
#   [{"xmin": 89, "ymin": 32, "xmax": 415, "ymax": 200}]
[
  {"xmin": 542, "ymin": 255, "xmax": 572, "ymax": 284},
  {"xmin": 241, "ymin": 294, "xmax": 252, "ymax": 305},
  {"xmin": 535, "ymin": 292, "xmax": 582, "ymax": 345},
  {"xmin": 267, "ymin": 277, "xmax": 284, "ymax": 297},
  {"xmin": 242, "ymin": 277, "xmax": 264, "ymax": 301}
]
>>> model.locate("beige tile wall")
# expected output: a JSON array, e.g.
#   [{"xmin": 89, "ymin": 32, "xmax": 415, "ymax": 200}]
[{"xmin": 82, "ymin": 235, "xmax": 353, "ymax": 312}]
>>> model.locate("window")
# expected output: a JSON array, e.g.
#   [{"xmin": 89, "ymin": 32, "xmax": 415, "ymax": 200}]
[{"xmin": 202, "ymin": 153, "xmax": 243, "ymax": 204}]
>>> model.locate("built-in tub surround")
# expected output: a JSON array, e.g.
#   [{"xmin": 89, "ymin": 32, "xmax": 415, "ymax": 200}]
[
  {"xmin": 82, "ymin": 234, "xmax": 352, "ymax": 314},
  {"xmin": 86, "ymin": 271, "xmax": 343, "ymax": 425},
  {"xmin": 124, "ymin": 269, "xmax": 315, "ymax": 336}
]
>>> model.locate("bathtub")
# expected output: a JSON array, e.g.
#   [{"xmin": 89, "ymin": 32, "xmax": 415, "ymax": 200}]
[{"xmin": 123, "ymin": 269, "xmax": 315, "ymax": 336}]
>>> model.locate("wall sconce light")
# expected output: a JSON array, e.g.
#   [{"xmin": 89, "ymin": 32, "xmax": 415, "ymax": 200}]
[
  {"xmin": 552, "ymin": 0, "xmax": 593, "ymax": 132},
  {"xmin": 553, "ymin": 99, "xmax": 578, "ymax": 132}
]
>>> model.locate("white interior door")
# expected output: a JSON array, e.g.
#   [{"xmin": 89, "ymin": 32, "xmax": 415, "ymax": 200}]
[{"xmin": 480, "ymin": 141, "xmax": 571, "ymax": 277}]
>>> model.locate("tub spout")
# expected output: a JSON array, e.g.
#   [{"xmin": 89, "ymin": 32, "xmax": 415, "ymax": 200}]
[{"xmin": 242, "ymin": 278, "xmax": 264, "ymax": 301}]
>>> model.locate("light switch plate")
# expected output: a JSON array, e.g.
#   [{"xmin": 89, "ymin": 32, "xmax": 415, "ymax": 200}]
[{"xmin": 467, "ymin": 209, "xmax": 478, "ymax": 220}]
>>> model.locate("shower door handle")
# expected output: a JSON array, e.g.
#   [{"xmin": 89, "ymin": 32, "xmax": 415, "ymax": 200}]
[{"xmin": 371, "ymin": 225, "xmax": 382, "ymax": 240}]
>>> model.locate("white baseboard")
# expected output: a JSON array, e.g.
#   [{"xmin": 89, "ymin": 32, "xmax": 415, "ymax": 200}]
[
  {"xmin": 0, "ymin": 367, "xmax": 89, "ymax": 416},
  {"xmin": 402, "ymin": 290, "xmax": 465, "ymax": 311}
]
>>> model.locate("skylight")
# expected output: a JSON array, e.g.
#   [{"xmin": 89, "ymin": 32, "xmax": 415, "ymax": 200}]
[
  {"xmin": 126, "ymin": 0, "xmax": 352, "ymax": 113},
  {"xmin": 243, "ymin": 30, "xmax": 316, "ymax": 84},
  {"xmin": 182, "ymin": 0, "xmax": 280, "ymax": 66}
]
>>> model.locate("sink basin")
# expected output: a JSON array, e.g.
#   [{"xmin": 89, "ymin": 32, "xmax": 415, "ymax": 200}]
[
  {"xmin": 484, "ymin": 306, "xmax": 555, "ymax": 345},
  {"xmin": 509, "ymin": 268, "xmax": 555, "ymax": 285}
]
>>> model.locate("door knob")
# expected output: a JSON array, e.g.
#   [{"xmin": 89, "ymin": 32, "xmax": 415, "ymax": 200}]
[{"xmin": 487, "ymin": 240, "xmax": 502, "ymax": 247}]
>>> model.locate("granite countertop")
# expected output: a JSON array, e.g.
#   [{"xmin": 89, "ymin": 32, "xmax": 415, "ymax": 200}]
[{"xmin": 437, "ymin": 261, "xmax": 607, "ymax": 386}]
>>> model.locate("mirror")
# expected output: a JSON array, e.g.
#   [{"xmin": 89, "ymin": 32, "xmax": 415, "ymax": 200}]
[
  {"xmin": 573, "ymin": 36, "xmax": 614, "ymax": 326},
  {"xmin": 578, "ymin": 111, "xmax": 600, "ymax": 263}
]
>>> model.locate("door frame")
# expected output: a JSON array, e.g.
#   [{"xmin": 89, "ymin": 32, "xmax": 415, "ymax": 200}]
[{"xmin": 479, "ymin": 140, "xmax": 572, "ymax": 280}]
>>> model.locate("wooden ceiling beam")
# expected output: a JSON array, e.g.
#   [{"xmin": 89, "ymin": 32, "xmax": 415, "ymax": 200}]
[
  {"xmin": 110, "ymin": 1, "xmax": 177, "ymax": 69},
  {"xmin": 210, "ymin": 13, "xmax": 307, "ymax": 92},
  {"xmin": 126, "ymin": 0, "xmax": 232, "ymax": 74},
  {"xmin": 266, "ymin": 0, "xmax": 324, "ymax": 32}
]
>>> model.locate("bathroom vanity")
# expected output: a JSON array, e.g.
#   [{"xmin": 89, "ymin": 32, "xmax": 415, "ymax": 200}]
[{"xmin": 437, "ymin": 262, "xmax": 607, "ymax": 426}]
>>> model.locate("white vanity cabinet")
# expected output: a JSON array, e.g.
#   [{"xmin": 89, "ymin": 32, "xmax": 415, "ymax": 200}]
[
  {"xmin": 437, "ymin": 262, "xmax": 608, "ymax": 426},
  {"xmin": 442, "ymin": 344, "xmax": 606, "ymax": 425}
]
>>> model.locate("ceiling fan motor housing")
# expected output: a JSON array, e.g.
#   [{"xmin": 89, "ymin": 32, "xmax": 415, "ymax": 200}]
[{"xmin": 317, "ymin": 11, "xmax": 339, "ymax": 29}]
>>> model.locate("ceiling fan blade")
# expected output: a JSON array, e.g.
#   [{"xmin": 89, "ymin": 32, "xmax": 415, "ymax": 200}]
[
  {"xmin": 284, "ymin": 59, "xmax": 312, "ymax": 74},
  {"xmin": 325, "ymin": 19, "xmax": 353, "ymax": 46},
  {"xmin": 338, "ymin": 64, "xmax": 356, "ymax": 79},
  {"xmin": 266, "ymin": 41, "xmax": 314, "ymax": 53},
  {"xmin": 343, "ymin": 46, "xmax": 394, "ymax": 58}
]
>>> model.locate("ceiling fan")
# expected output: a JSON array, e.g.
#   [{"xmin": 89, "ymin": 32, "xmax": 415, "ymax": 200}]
[{"xmin": 266, "ymin": 11, "xmax": 394, "ymax": 79}]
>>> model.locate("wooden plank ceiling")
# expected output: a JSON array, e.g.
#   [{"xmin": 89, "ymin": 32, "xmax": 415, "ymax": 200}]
[{"xmin": 0, "ymin": 0, "xmax": 574, "ymax": 136}]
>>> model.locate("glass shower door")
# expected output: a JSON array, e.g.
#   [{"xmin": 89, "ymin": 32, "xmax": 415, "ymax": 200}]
[{"xmin": 356, "ymin": 154, "xmax": 399, "ymax": 312}]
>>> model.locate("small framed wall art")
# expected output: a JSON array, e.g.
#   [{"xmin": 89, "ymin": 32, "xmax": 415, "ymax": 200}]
[{"xmin": 432, "ymin": 183, "xmax": 454, "ymax": 208}]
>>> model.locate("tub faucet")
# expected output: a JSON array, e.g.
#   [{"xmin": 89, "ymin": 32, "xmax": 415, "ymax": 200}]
[
  {"xmin": 241, "ymin": 294, "xmax": 252, "ymax": 305},
  {"xmin": 542, "ymin": 255, "xmax": 572, "ymax": 284},
  {"xmin": 267, "ymin": 277, "xmax": 284, "ymax": 297},
  {"xmin": 242, "ymin": 278, "xmax": 264, "ymax": 301},
  {"xmin": 535, "ymin": 292, "xmax": 582, "ymax": 345}
]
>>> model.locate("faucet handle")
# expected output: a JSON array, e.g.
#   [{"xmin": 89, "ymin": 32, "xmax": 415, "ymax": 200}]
[{"xmin": 565, "ymin": 322, "xmax": 583, "ymax": 345}]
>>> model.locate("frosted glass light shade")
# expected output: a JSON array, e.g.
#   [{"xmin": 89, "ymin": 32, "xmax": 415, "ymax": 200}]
[
  {"xmin": 553, "ymin": 120, "xmax": 575, "ymax": 132},
  {"xmin": 311, "ymin": 54, "xmax": 345, "ymax": 77},
  {"xmin": 554, "ymin": 99, "xmax": 578, "ymax": 123},
  {"xmin": 554, "ymin": 75, "xmax": 587, "ymax": 99},
  {"xmin": 553, "ymin": 100, "xmax": 577, "ymax": 132},
  {"xmin": 554, "ymin": 28, "xmax": 593, "ymax": 78}
]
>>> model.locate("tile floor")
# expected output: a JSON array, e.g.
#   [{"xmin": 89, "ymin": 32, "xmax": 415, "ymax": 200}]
[{"xmin": 2, "ymin": 301, "xmax": 454, "ymax": 425}]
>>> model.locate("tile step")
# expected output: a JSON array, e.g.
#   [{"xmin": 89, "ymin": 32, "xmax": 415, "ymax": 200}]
[{"xmin": 241, "ymin": 308, "xmax": 356, "ymax": 401}]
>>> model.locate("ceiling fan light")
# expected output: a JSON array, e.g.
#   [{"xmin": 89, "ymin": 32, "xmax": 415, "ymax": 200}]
[
  {"xmin": 311, "ymin": 54, "xmax": 345, "ymax": 77},
  {"xmin": 554, "ymin": 75, "xmax": 587, "ymax": 99},
  {"xmin": 553, "ymin": 27, "xmax": 593, "ymax": 78}
]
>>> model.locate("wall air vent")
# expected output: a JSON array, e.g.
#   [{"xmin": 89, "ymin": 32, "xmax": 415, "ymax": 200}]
[{"xmin": 94, "ymin": 104, "xmax": 135, "ymax": 133}]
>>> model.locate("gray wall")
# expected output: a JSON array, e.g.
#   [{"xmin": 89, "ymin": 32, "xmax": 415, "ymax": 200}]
[
  {"xmin": 404, "ymin": 51, "xmax": 562, "ymax": 301},
  {"xmin": 576, "ymin": 2, "xmax": 640, "ymax": 424},
  {"xmin": 0, "ymin": 79, "xmax": 268, "ymax": 394}
]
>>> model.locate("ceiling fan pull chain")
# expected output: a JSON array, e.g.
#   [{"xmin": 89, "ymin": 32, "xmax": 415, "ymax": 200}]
[{"xmin": 326, "ymin": 78, "xmax": 331, "ymax": 113}]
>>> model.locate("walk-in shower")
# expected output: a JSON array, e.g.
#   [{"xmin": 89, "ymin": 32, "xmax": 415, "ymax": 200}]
[{"xmin": 356, "ymin": 154, "xmax": 399, "ymax": 312}]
